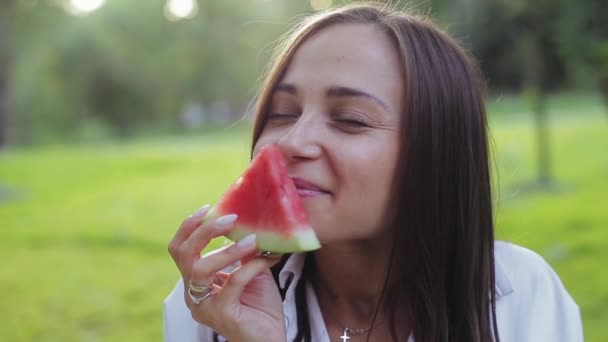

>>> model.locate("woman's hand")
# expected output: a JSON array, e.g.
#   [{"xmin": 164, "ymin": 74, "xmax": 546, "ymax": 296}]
[{"xmin": 168, "ymin": 205, "xmax": 286, "ymax": 342}]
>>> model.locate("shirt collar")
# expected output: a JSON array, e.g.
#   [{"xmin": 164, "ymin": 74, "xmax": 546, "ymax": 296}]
[
  {"xmin": 494, "ymin": 255, "xmax": 514, "ymax": 298},
  {"xmin": 279, "ymin": 252, "xmax": 306, "ymax": 290},
  {"xmin": 278, "ymin": 252, "xmax": 514, "ymax": 299}
]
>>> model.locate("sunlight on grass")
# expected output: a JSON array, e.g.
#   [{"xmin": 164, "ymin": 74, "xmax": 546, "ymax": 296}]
[{"xmin": 1, "ymin": 94, "xmax": 606, "ymax": 341}]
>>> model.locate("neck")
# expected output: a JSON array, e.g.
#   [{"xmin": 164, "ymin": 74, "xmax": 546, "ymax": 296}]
[{"xmin": 310, "ymin": 236, "xmax": 393, "ymax": 327}]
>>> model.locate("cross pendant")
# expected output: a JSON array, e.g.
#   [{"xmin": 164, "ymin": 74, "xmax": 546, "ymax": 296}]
[{"xmin": 340, "ymin": 328, "xmax": 351, "ymax": 342}]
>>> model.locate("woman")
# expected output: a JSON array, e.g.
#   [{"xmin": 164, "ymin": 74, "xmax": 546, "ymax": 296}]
[{"xmin": 164, "ymin": 4, "xmax": 582, "ymax": 342}]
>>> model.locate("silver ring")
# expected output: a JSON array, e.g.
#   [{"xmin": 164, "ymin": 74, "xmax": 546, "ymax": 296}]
[
  {"xmin": 188, "ymin": 279, "xmax": 214, "ymax": 304},
  {"xmin": 188, "ymin": 286, "xmax": 214, "ymax": 304},
  {"xmin": 188, "ymin": 279, "xmax": 211, "ymax": 293},
  {"xmin": 260, "ymin": 251, "xmax": 272, "ymax": 257}
]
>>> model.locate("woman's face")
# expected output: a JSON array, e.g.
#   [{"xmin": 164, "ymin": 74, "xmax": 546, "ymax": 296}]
[{"xmin": 254, "ymin": 23, "xmax": 404, "ymax": 244}]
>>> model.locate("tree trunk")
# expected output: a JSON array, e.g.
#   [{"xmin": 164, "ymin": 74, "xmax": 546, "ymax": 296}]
[
  {"xmin": 522, "ymin": 29, "xmax": 554, "ymax": 188},
  {"xmin": 532, "ymin": 87, "xmax": 552, "ymax": 187},
  {"xmin": 0, "ymin": 0, "xmax": 15, "ymax": 148}
]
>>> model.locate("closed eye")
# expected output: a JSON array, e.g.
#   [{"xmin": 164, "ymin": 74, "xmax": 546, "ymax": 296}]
[
  {"xmin": 266, "ymin": 113, "xmax": 299, "ymax": 126},
  {"xmin": 334, "ymin": 118, "xmax": 368, "ymax": 127},
  {"xmin": 332, "ymin": 111, "xmax": 372, "ymax": 130},
  {"xmin": 268, "ymin": 113, "xmax": 298, "ymax": 119}
]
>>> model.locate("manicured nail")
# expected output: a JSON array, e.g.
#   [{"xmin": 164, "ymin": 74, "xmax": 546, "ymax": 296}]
[
  {"xmin": 191, "ymin": 204, "xmax": 211, "ymax": 219},
  {"xmin": 215, "ymin": 213, "xmax": 238, "ymax": 226},
  {"xmin": 236, "ymin": 234, "xmax": 256, "ymax": 249}
]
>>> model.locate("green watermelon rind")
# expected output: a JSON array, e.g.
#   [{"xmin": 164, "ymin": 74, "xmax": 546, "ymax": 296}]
[
  {"xmin": 205, "ymin": 207, "xmax": 321, "ymax": 253},
  {"xmin": 226, "ymin": 225, "xmax": 321, "ymax": 253}
]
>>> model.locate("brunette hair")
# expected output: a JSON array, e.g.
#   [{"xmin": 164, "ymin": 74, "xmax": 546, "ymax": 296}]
[{"xmin": 246, "ymin": 3, "xmax": 498, "ymax": 342}]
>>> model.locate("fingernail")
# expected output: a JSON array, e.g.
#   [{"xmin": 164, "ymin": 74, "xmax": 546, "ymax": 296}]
[
  {"xmin": 236, "ymin": 234, "xmax": 256, "ymax": 249},
  {"xmin": 215, "ymin": 213, "xmax": 238, "ymax": 226},
  {"xmin": 191, "ymin": 204, "xmax": 211, "ymax": 219}
]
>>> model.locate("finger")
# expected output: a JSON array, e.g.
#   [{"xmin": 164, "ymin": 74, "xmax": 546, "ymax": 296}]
[
  {"xmin": 179, "ymin": 213, "xmax": 239, "ymax": 266},
  {"xmin": 181, "ymin": 244, "xmax": 226, "ymax": 305},
  {"xmin": 214, "ymin": 255, "xmax": 279, "ymax": 306},
  {"xmin": 216, "ymin": 271, "xmax": 230, "ymax": 286},
  {"xmin": 190, "ymin": 234, "xmax": 257, "ymax": 286},
  {"xmin": 187, "ymin": 283, "xmax": 222, "ymax": 313},
  {"xmin": 241, "ymin": 251, "xmax": 283, "ymax": 265},
  {"xmin": 184, "ymin": 271, "xmax": 225, "ymax": 311},
  {"xmin": 168, "ymin": 204, "xmax": 211, "ymax": 257},
  {"xmin": 190, "ymin": 283, "xmax": 225, "ymax": 324}
]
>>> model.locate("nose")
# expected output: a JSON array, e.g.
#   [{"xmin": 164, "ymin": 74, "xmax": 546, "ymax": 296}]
[{"xmin": 275, "ymin": 113, "xmax": 322, "ymax": 163}]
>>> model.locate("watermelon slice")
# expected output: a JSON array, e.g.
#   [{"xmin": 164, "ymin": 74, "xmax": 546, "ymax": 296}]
[{"xmin": 205, "ymin": 144, "xmax": 320, "ymax": 253}]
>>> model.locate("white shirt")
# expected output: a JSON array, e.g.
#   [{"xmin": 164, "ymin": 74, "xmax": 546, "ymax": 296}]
[{"xmin": 163, "ymin": 241, "xmax": 583, "ymax": 341}]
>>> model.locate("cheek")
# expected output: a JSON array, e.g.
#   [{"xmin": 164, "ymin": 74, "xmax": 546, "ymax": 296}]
[
  {"xmin": 252, "ymin": 130, "xmax": 276, "ymax": 157},
  {"xmin": 354, "ymin": 157, "xmax": 396, "ymax": 209},
  {"xmin": 360, "ymin": 137, "xmax": 399, "ymax": 184},
  {"xmin": 344, "ymin": 140, "xmax": 399, "ymax": 190},
  {"xmin": 336, "ymin": 141, "xmax": 399, "ymax": 216}
]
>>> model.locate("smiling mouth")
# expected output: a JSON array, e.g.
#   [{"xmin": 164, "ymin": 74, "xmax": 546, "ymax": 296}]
[
  {"xmin": 291, "ymin": 177, "xmax": 331, "ymax": 197},
  {"xmin": 296, "ymin": 188, "xmax": 327, "ymax": 197}
]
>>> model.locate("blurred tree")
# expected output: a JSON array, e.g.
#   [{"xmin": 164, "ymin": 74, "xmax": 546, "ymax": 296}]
[
  {"xmin": 0, "ymin": 0, "xmax": 15, "ymax": 148},
  {"xmin": 7, "ymin": 0, "xmax": 300, "ymax": 142},
  {"xmin": 495, "ymin": 0, "xmax": 559, "ymax": 189},
  {"xmin": 552, "ymin": 0, "xmax": 596, "ymax": 90},
  {"xmin": 597, "ymin": 0, "xmax": 608, "ymax": 115},
  {"xmin": 5, "ymin": 0, "xmax": 605, "ymax": 144},
  {"xmin": 11, "ymin": 0, "xmax": 73, "ymax": 144},
  {"xmin": 429, "ymin": 0, "xmax": 564, "ymax": 188},
  {"xmin": 523, "ymin": 10, "xmax": 554, "ymax": 189}
]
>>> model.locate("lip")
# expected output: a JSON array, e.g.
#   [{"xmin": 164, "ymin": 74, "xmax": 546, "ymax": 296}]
[{"xmin": 291, "ymin": 177, "xmax": 331, "ymax": 196}]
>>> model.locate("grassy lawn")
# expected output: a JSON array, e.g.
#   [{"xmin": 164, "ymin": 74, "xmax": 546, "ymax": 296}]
[{"xmin": 0, "ymin": 93, "xmax": 606, "ymax": 341}]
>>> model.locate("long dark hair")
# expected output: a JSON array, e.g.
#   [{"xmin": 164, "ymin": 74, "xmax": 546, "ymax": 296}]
[{"xmin": 247, "ymin": 3, "xmax": 499, "ymax": 342}]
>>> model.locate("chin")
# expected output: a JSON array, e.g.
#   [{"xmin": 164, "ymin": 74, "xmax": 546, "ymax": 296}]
[
  {"xmin": 307, "ymin": 223, "xmax": 330, "ymax": 244},
  {"xmin": 308, "ymin": 226, "xmax": 346, "ymax": 246},
  {"xmin": 302, "ymin": 201, "xmax": 328, "ymax": 223}
]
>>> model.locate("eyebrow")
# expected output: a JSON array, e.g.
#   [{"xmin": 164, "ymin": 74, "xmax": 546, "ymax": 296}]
[{"xmin": 274, "ymin": 83, "xmax": 390, "ymax": 112}]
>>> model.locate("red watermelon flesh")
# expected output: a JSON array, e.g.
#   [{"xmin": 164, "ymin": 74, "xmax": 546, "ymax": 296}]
[{"xmin": 206, "ymin": 144, "xmax": 320, "ymax": 253}]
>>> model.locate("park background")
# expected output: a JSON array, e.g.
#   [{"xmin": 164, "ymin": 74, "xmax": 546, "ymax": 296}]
[{"xmin": 0, "ymin": 0, "xmax": 606, "ymax": 340}]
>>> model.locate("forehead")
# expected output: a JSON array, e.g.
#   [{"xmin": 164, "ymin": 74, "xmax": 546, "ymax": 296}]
[{"xmin": 279, "ymin": 23, "xmax": 404, "ymax": 109}]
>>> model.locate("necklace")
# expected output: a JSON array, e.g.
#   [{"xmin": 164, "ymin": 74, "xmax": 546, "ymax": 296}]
[
  {"xmin": 311, "ymin": 272, "xmax": 383, "ymax": 341},
  {"xmin": 338, "ymin": 326, "xmax": 371, "ymax": 342},
  {"xmin": 322, "ymin": 303, "xmax": 380, "ymax": 342}
]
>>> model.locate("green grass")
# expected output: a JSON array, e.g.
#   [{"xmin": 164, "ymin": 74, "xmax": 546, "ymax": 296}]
[
  {"xmin": 1, "ymin": 94, "xmax": 606, "ymax": 341},
  {"xmin": 489, "ymin": 94, "xmax": 608, "ymax": 341}
]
